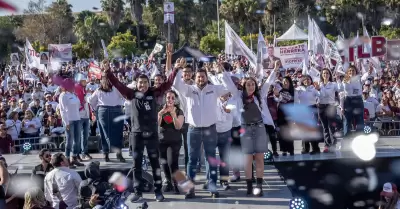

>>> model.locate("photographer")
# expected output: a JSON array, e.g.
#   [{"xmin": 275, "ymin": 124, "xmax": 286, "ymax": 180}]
[{"xmin": 79, "ymin": 161, "xmax": 110, "ymax": 208}]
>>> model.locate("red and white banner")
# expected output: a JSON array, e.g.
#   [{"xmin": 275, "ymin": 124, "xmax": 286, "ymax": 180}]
[
  {"xmin": 88, "ymin": 62, "xmax": 102, "ymax": 79},
  {"xmin": 48, "ymin": 44, "xmax": 73, "ymax": 62},
  {"xmin": 25, "ymin": 38, "xmax": 45, "ymax": 71},
  {"xmin": 273, "ymin": 43, "xmax": 308, "ymax": 68}
]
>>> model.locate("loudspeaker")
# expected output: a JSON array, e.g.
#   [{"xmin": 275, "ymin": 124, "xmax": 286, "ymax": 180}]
[{"xmin": 88, "ymin": 135, "xmax": 101, "ymax": 153}]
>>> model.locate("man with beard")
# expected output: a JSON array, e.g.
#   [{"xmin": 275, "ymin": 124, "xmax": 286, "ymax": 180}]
[
  {"xmin": 31, "ymin": 149, "xmax": 54, "ymax": 189},
  {"xmin": 172, "ymin": 63, "xmax": 233, "ymax": 198},
  {"xmin": 101, "ymin": 54, "xmax": 178, "ymax": 202}
]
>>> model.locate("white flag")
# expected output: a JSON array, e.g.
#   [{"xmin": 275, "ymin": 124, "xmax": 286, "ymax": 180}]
[
  {"xmin": 224, "ymin": 21, "xmax": 256, "ymax": 68},
  {"xmin": 256, "ymin": 30, "xmax": 268, "ymax": 78},
  {"xmin": 25, "ymin": 38, "xmax": 45, "ymax": 71}
]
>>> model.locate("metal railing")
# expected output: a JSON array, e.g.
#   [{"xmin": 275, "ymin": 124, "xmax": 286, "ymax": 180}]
[
  {"xmin": 364, "ymin": 120, "xmax": 400, "ymax": 136},
  {"xmin": 13, "ymin": 135, "xmax": 65, "ymax": 152}
]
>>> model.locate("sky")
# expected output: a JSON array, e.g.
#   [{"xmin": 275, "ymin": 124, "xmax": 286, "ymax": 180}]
[{"xmin": 0, "ymin": 0, "xmax": 102, "ymax": 16}]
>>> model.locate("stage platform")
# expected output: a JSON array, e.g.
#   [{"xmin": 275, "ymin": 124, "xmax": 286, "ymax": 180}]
[{"xmin": 3, "ymin": 136, "xmax": 399, "ymax": 173}]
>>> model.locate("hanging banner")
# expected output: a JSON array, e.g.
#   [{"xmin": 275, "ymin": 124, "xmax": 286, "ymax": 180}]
[
  {"xmin": 386, "ymin": 39, "xmax": 400, "ymax": 61},
  {"xmin": 48, "ymin": 44, "xmax": 73, "ymax": 62},
  {"xmin": 273, "ymin": 43, "xmax": 308, "ymax": 69},
  {"xmin": 25, "ymin": 38, "xmax": 45, "ymax": 71}
]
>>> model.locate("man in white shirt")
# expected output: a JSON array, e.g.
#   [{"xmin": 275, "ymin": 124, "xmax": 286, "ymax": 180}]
[
  {"xmin": 44, "ymin": 153, "xmax": 82, "ymax": 209},
  {"xmin": 172, "ymin": 66, "xmax": 233, "ymax": 199}
]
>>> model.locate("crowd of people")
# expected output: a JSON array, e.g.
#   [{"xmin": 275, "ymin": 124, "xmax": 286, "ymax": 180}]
[{"xmin": 0, "ymin": 41, "xmax": 399, "ymax": 208}]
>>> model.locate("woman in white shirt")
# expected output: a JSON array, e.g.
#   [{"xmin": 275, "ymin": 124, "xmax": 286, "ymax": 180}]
[
  {"xmin": 21, "ymin": 109, "xmax": 41, "ymax": 138},
  {"xmin": 5, "ymin": 111, "xmax": 21, "ymax": 140},
  {"xmin": 317, "ymin": 68, "xmax": 340, "ymax": 153},
  {"xmin": 59, "ymin": 81, "xmax": 84, "ymax": 167},
  {"xmin": 295, "ymin": 75, "xmax": 321, "ymax": 155},
  {"xmin": 341, "ymin": 66, "xmax": 365, "ymax": 142},
  {"xmin": 88, "ymin": 76, "xmax": 125, "ymax": 162}
]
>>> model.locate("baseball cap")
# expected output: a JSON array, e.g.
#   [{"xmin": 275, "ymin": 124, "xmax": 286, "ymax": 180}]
[
  {"xmin": 365, "ymin": 80, "xmax": 371, "ymax": 85},
  {"xmin": 381, "ymin": 182, "xmax": 395, "ymax": 196}
]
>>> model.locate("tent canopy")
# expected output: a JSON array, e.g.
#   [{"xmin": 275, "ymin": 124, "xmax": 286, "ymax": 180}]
[
  {"xmin": 276, "ymin": 21, "xmax": 308, "ymax": 41},
  {"xmin": 161, "ymin": 43, "xmax": 207, "ymax": 64}
]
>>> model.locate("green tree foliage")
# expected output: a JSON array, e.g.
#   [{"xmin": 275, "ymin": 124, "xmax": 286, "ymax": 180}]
[
  {"xmin": 74, "ymin": 14, "xmax": 110, "ymax": 57},
  {"xmin": 107, "ymin": 30, "xmax": 137, "ymax": 58},
  {"xmin": 325, "ymin": 34, "xmax": 338, "ymax": 42},
  {"xmin": 72, "ymin": 42, "xmax": 92, "ymax": 58},
  {"xmin": 0, "ymin": 16, "xmax": 19, "ymax": 61},
  {"xmin": 379, "ymin": 26, "xmax": 400, "ymax": 39},
  {"xmin": 199, "ymin": 34, "xmax": 224, "ymax": 55},
  {"xmin": 101, "ymin": 0, "xmax": 125, "ymax": 34},
  {"xmin": 15, "ymin": 0, "xmax": 74, "ymax": 45}
]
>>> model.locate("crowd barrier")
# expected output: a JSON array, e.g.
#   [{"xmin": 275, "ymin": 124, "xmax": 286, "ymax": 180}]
[
  {"xmin": 9, "ymin": 120, "xmax": 400, "ymax": 153},
  {"xmin": 13, "ymin": 135, "xmax": 65, "ymax": 152},
  {"xmin": 365, "ymin": 120, "xmax": 400, "ymax": 136}
]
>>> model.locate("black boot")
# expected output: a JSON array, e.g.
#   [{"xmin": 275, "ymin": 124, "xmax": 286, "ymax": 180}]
[
  {"xmin": 173, "ymin": 183, "xmax": 180, "ymax": 194},
  {"xmin": 104, "ymin": 153, "xmax": 110, "ymax": 162},
  {"xmin": 116, "ymin": 152, "xmax": 126, "ymax": 162},
  {"xmin": 255, "ymin": 178, "xmax": 264, "ymax": 197},
  {"xmin": 246, "ymin": 179, "xmax": 253, "ymax": 195}
]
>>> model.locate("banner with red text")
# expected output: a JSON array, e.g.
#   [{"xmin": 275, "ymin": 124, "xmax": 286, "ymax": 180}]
[
  {"xmin": 273, "ymin": 43, "xmax": 308, "ymax": 68},
  {"xmin": 25, "ymin": 38, "xmax": 45, "ymax": 71}
]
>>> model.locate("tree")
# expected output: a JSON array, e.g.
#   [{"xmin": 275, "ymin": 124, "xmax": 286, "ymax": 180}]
[
  {"xmin": 15, "ymin": 0, "xmax": 50, "ymax": 44},
  {"xmin": 199, "ymin": 34, "xmax": 224, "ymax": 55},
  {"xmin": 46, "ymin": 0, "xmax": 75, "ymax": 44},
  {"xmin": 74, "ymin": 14, "xmax": 110, "ymax": 56},
  {"xmin": 127, "ymin": 0, "xmax": 145, "ymax": 47},
  {"xmin": 72, "ymin": 41, "xmax": 92, "ymax": 58},
  {"xmin": 107, "ymin": 30, "xmax": 137, "ymax": 58},
  {"xmin": 101, "ymin": 0, "xmax": 125, "ymax": 35},
  {"xmin": 379, "ymin": 26, "xmax": 400, "ymax": 39}
]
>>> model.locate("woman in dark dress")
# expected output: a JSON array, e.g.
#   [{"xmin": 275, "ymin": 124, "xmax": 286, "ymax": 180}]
[
  {"xmin": 274, "ymin": 76, "xmax": 295, "ymax": 156},
  {"xmin": 158, "ymin": 90, "xmax": 184, "ymax": 194}
]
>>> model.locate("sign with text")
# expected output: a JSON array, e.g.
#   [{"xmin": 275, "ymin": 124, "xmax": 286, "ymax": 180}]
[
  {"xmin": 48, "ymin": 44, "xmax": 73, "ymax": 62},
  {"xmin": 272, "ymin": 43, "xmax": 308, "ymax": 68}
]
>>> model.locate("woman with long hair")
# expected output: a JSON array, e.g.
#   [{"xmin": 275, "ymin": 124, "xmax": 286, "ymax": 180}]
[
  {"xmin": 88, "ymin": 76, "xmax": 125, "ymax": 162},
  {"xmin": 58, "ymin": 82, "xmax": 84, "ymax": 167},
  {"xmin": 274, "ymin": 76, "xmax": 295, "ymax": 156},
  {"xmin": 23, "ymin": 187, "xmax": 49, "ymax": 209},
  {"xmin": 379, "ymin": 183, "xmax": 400, "ymax": 209},
  {"xmin": 318, "ymin": 68, "xmax": 340, "ymax": 153},
  {"xmin": 295, "ymin": 75, "xmax": 320, "ymax": 155},
  {"xmin": 158, "ymin": 90, "xmax": 184, "ymax": 194},
  {"xmin": 341, "ymin": 66, "xmax": 364, "ymax": 147},
  {"xmin": 5, "ymin": 111, "xmax": 21, "ymax": 140},
  {"xmin": 21, "ymin": 109, "xmax": 41, "ymax": 138},
  {"xmin": 229, "ymin": 65, "xmax": 277, "ymax": 196}
]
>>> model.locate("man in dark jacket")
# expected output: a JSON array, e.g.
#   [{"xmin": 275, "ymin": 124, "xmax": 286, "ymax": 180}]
[{"xmin": 78, "ymin": 161, "xmax": 110, "ymax": 208}]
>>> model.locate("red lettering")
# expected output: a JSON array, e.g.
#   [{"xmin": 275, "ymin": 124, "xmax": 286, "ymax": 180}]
[
  {"xmin": 357, "ymin": 45, "xmax": 370, "ymax": 59},
  {"xmin": 349, "ymin": 47, "xmax": 355, "ymax": 62},
  {"xmin": 371, "ymin": 36, "xmax": 386, "ymax": 57}
]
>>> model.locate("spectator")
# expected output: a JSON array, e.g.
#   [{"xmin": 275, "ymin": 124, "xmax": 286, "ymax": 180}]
[
  {"xmin": 5, "ymin": 111, "xmax": 21, "ymax": 140},
  {"xmin": 379, "ymin": 182, "xmax": 400, "ymax": 209},
  {"xmin": 0, "ymin": 124, "xmax": 13, "ymax": 154},
  {"xmin": 31, "ymin": 149, "xmax": 54, "ymax": 188},
  {"xmin": 23, "ymin": 187, "xmax": 58, "ymax": 209},
  {"xmin": 21, "ymin": 109, "xmax": 41, "ymax": 138},
  {"xmin": 0, "ymin": 155, "xmax": 8, "ymax": 208},
  {"xmin": 30, "ymin": 98, "xmax": 43, "ymax": 116},
  {"xmin": 44, "ymin": 153, "xmax": 82, "ymax": 209}
]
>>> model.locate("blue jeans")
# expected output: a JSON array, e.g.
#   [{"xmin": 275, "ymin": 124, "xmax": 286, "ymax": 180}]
[
  {"xmin": 65, "ymin": 120, "xmax": 81, "ymax": 157},
  {"xmin": 80, "ymin": 118, "xmax": 90, "ymax": 154},
  {"xmin": 205, "ymin": 130, "xmax": 231, "ymax": 182},
  {"xmin": 343, "ymin": 96, "xmax": 365, "ymax": 137},
  {"xmin": 187, "ymin": 124, "xmax": 218, "ymax": 190},
  {"xmin": 97, "ymin": 106, "xmax": 124, "ymax": 153}
]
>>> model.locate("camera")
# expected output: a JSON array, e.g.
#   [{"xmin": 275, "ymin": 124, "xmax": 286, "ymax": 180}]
[{"xmin": 100, "ymin": 189, "xmax": 130, "ymax": 209}]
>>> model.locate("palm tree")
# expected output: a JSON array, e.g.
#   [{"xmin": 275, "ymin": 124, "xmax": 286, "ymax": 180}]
[
  {"xmin": 101, "ymin": 0, "xmax": 125, "ymax": 35},
  {"xmin": 74, "ymin": 15, "xmax": 110, "ymax": 56},
  {"xmin": 127, "ymin": 0, "xmax": 145, "ymax": 47}
]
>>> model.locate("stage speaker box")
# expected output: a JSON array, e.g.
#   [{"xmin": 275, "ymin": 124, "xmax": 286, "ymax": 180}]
[{"xmin": 88, "ymin": 135, "xmax": 101, "ymax": 153}]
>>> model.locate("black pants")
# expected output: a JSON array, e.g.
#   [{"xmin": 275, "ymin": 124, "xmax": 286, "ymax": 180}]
[
  {"xmin": 181, "ymin": 123, "xmax": 189, "ymax": 170},
  {"xmin": 318, "ymin": 104, "xmax": 337, "ymax": 147},
  {"xmin": 277, "ymin": 130, "xmax": 294, "ymax": 154},
  {"xmin": 265, "ymin": 124, "xmax": 278, "ymax": 152},
  {"xmin": 159, "ymin": 140, "xmax": 181, "ymax": 183},
  {"xmin": 301, "ymin": 105, "xmax": 320, "ymax": 152},
  {"xmin": 90, "ymin": 119, "xmax": 97, "ymax": 136},
  {"xmin": 131, "ymin": 132, "xmax": 162, "ymax": 194},
  {"xmin": 231, "ymin": 126, "xmax": 241, "ymax": 174}
]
